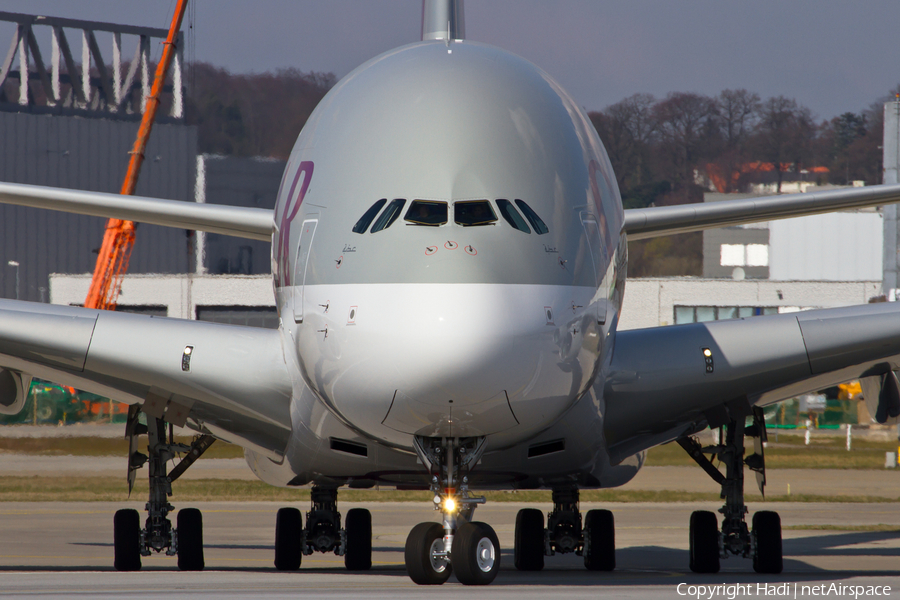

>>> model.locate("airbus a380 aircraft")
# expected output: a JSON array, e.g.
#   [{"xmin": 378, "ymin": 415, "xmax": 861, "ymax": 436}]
[{"xmin": 2, "ymin": 0, "xmax": 900, "ymax": 585}]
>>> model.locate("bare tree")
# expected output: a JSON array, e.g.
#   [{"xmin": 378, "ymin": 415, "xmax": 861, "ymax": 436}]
[
  {"xmin": 590, "ymin": 93, "xmax": 656, "ymax": 192},
  {"xmin": 753, "ymin": 96, "xmax": 816, "ymax": 193},
  {"xmin": 653, "ymin": 92, "xmax": 718, "ymax": 186},
  {"xmin": 708, "ymin": 89, "xmax": 760, "ymax": 192}
]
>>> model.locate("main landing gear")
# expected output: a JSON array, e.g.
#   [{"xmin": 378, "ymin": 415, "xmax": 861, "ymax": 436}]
[
  {"xmin": 114, "ymin": 406, "xmax": 216, "ymax": 571},
  {"xmin": 273, "ymin": 485, "xmax": 373, "ymax": 571},
  {"xmin": 513, "ymin": 487, "xmax": 615, "ymax": 572},
  {"xmin": 678, "ymin": 406, "xmax": 783, "ymax": 574},
  {"xmin": 405, "ymin": 436, "xmax": 501, "ymax": 585}
]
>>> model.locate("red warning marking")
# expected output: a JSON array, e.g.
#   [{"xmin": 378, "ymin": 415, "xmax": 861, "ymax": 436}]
[
  {"xmin": 465, "ymin": 245, "xmax": 477, "ymax": 256},
  {"xmin": 426, "ymin": 246, "xmax": 438, "ymax": 255},
  {"xmin": 444, "ymin": 241, "xmax": 458, "ymax": 250}
]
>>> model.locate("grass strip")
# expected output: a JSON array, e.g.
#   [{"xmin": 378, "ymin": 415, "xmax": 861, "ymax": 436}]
[
  {"xmin": 0, "ymin": 477, "xmax": 895, "ymax": 503},
  {"xmin": 0, "ymin": 437, "xmax": 245, "ymax": 458},
  {"xmin": 646, "ymin": 439, "xmax": 900, "ymax": 469}
]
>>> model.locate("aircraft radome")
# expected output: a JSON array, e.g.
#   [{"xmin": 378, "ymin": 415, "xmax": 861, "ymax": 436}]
[{"xmin": 2, "ymin": 0, "xmax": 900, "ymax": 585}]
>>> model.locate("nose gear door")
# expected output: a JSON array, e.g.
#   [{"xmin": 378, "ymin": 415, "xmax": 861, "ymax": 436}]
[{"xmin": 292, "ymin": 218, "xmax": 318, "ymax": 323}]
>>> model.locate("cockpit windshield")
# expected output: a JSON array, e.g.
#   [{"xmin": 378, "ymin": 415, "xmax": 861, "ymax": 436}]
[
  {"xmin": 496, "ymin": 199, "xmax": 531, "ymax": 234},
  {"xmin": 454, "ymin": 200, "xmax": 497, "ymax": 227},
  {"xmin": 515, "ymin": 199, "xmax": 549, "ymax": 234},
  {"xmin": 352, "ymin": 198, "xmax": 387, "ymax": 234},
  {"xmin": 370, "ymin": 198, "xmax": 406, "ymax": 233},
  {"xmin": 404, "ymin": 200, "xmax": 448, "ymax": 226}
]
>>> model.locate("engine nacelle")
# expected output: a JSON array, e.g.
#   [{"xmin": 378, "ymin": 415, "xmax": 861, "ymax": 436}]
[{"xmin": 0, "ymin": 368, "xmax": 32, "ymax": 416}]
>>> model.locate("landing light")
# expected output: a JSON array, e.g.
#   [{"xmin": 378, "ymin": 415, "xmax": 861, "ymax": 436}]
[{"xmin": 443, "ymin": 497, "xmax": 457, "ymax": 512}]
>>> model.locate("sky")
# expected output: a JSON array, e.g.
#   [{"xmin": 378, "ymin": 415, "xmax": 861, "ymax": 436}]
[{"xmin": 5, "ymin": 0, "xmax": 900, "ymax": 121}]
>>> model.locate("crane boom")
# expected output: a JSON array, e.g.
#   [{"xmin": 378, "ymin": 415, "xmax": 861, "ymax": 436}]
[{"xmin": 84, "ymin": 0, "xmax": 189, "ymax": 310}]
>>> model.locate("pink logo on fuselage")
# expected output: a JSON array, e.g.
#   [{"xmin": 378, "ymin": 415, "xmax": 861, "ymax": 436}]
[
  {"xmin": 275, "ymin": 161, "xmax": 314, "ymax": 287},
  {"xmin": 588, "ymin": 159, "xmax": 614, "ymax": 262}
]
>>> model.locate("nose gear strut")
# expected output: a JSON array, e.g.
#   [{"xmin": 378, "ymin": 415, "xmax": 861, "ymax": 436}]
[{"xmin": 405, "ymin": 436, "xmax": 500, "ymax": 585}]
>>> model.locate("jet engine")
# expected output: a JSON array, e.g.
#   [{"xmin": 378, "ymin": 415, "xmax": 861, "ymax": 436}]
[{"xmin": 0, "ymin": 368, "xmax": 32, "ymax": 416}]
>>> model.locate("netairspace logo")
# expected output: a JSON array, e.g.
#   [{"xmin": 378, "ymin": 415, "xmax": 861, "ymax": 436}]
[{"xmin": 675, "ymin": 582, "xmax": 892, "ymax": 599}]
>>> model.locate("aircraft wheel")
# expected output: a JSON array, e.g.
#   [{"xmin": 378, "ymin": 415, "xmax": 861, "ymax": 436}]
[
  {"xmin": 514, "ymin": 508, "xmax": 545, "ymax": 571},
  {"xmin": 451, "ymin": 521, "xmax": 500, "ymax": 585},
  {"xmin": 113, "ymin": 508, "xmax": 142, "ymax": 571},
  {"xmin": 405, "ymin": 522, "xmax": 451, "ymax": 585},
  {"xmin": 752, "ymin": 511, "xmax": 783, "ymax": 574},
  {"xmin": 344, "ymin": 508, "xmax": 372, "ymax": 571},
  {"xmin": 274, "ymin": 507, "xmax": 303, "ymax": 570},
  {"xmin": 583, "ymin": 509, "xmax": 615, "ymax": 571},
  {"xmin": 689, "ymin": 510, "xmax": 720, "ymax": 573},
  {"xmin": 177, "ymin": 508, "xmax": 205, "ymax": 571}
]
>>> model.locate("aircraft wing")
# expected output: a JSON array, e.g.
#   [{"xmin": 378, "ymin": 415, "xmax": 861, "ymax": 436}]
[
  {"xmin": 0, "ymin": 299, "xmax": 293, "ymax": 459},
  {"xmin": 622, "ymin": 183, "xmax": 900, "ymax": 240},
  {"xmin": 604, "ymin": 301, "xmax": 900, "ymax": 464},
  {"xmin": 0, "ymin": 181, "xmax": 273, "ymax": 241}
]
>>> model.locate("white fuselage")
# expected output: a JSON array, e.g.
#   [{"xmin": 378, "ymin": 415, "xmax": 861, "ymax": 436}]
[{"xmin": 248, "ymin": 38, "xmax": 633, "ymax": 489}]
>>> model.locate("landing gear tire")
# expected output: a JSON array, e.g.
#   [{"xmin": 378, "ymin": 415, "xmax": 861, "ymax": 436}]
[
  {"xmin": 176, "ymin": 508, "xmax": 205, "ymax": 571},
  {"xmin": 689, "ymin": 510, "xmax": 720, "ymax": 574},
  {"xmin": 583, "ymin": 509, "xmax": 615, "ymax": 571},
  {"xmin": 274, "ymin": 507, "xmax": 303, "ymax": 571},
  {"xmin": 514, "ymin": 508, "xmax": 544, "ymax": 571},
  {"xmin": 752, "ymin": 511, "xmax": 783, "ymax": 574},
  {"xmin": 344, "ymin": 508, "xmax": 372, "ymax": 571},
  {"xmin": 113, "ymin": 509, "xmax": 142, "ymax": 572},
  {"xmin": 405, "ymin": 522, "xmax": 452, "ymax": 585},
  {"xmin": 451, "ymin": 521, "xmax": 500, "ymax": 586}
]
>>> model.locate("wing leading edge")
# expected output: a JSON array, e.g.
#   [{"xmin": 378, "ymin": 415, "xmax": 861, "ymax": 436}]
[
  {"xmin": 0, "ymin": 181, "xmax": 273, "ymax": 241},
  {"xmin": 623, "ymin": 183, "xmax": 900, "ymax": 240},
  {"xmin": 604, "ymin": 301, "xmax": 900, "ymax": 464},
  {"xmin": 0, "ymin": 299, "xmax": 293, "ymax": 459}
]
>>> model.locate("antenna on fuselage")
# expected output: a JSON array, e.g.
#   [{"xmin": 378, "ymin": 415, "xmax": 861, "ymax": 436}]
[{"xmin": 421, "ymin": 0, "xmax": 465, "ymax": 41}]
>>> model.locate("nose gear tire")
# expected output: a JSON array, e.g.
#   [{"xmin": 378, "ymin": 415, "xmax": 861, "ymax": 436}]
[
  {"xmin": 405, "ymin": 522, "xmax": 452, "ymax": 585},
  {"xmin": 451, "ymin": 521, "xmax": 500, "ymax": 585}
]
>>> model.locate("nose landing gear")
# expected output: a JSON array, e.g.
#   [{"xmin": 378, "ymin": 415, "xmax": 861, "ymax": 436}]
[{"xmin": 405, "ymin": 436, "xmax": 498, "ymax": 585}]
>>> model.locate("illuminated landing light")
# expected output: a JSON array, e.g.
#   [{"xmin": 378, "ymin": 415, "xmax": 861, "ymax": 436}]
[{"xmin": 443, "ymin": 497, "xmax": 457, "ymax": 513}]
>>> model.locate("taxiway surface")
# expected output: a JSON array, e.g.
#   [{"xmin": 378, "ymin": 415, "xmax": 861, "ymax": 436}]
[{"xmin": 0, "ymin": 500, "xmax": 897, "ymax": 598}]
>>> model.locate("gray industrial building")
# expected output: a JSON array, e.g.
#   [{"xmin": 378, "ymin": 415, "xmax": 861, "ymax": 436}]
[
  {"xmin": 0, "ymin": 12, "xmax": 281, "ymax": 314},
  {"xmin": 0, "ymin": 111, "xmax": 197, "ymax": 303}
]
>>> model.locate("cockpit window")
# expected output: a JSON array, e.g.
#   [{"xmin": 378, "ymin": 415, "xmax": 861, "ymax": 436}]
[
  {"xmin": 370, "ymin": 198, "xmax": 406, "ymax": 233},
  {"xmin": 496, "ymin": 199, "xmax": 531, "ymax": 233},
  {"xmin": 454, "ymin": 200, "xmax": 497, "ymax": 227},
  {"xmin": 404, "ymin": 200, "xmax": 448, "ymax": 226},
  {"xmin": 352, "ymin": 198, "xmax": 387, "ymax": 234},
  {"xmin": 515, "ymin": 199, "xmax": 549, "ymax": 234}
]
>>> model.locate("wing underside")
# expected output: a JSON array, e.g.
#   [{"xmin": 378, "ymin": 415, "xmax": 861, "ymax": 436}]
[
  {"xmin": 0, "ymin": 299, "xmax": 293, "ymax": 459},
  {"xmin": 604, "ymin": 301, "xmax": 900, "ymax": 463}
]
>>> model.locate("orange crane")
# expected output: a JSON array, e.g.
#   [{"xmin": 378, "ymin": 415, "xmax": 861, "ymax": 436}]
[{"xmin": 84, "ymin": 0, "xmax": 189, "ymax": 310}]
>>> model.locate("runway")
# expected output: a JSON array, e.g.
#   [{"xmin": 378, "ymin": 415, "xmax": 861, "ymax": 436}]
[{"xmin": 0, "ymin": 501, "xmax": 897, "ymax": 598}]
